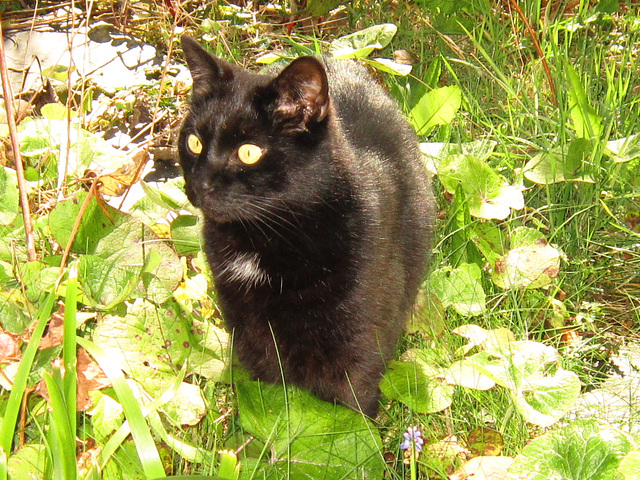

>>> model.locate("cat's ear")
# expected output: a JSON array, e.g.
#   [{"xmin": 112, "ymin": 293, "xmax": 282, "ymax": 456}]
[
  {"xmin": 181, "ymin": 35, "xmax": 233, "ymax": 98},
  {"xmin": 270, "ymin": 56, "xmax": 329, "ymax": 133}
]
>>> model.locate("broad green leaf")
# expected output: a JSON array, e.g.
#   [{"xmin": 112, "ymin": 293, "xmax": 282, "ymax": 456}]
[
  {"xmin": 596, "ymin": 0, "xmax": 619, "ymax": 12},
  {"xmin": 605, "ymin": 133, "xmax": 640, "ymax": 163},
  {"xmin": 410, "ymin": 85, "xmax": 462, "ymax": 135},
  {"xmin": 420, "ymin": 139, "xmax": 498, "ymax": 174},
  {"xmin": 42, "ymin": 64, "xmax": 73, "ymax": 82},
  {"xmin": 439, "ymin": 154, "xmax": 524, "ymax": 220},
  {"xmin": 330, "ymin": 23, "xmax": 397, "ymax": 59},
  {"xmin": 619, "ymin": 451, "xmax": 640, "ymax": 479},
  {"xmin": 429, "ymin": 263, "xmax": 486, "ymax": 316},
  {"xmin": 218, "ymin": 450, "xmax": 240, "ymax": 480},
  {"xmin": 7, "ymin": 444, "xmax": 46, "ymax": 480},
  {"xmin": 236, "ymin": 381, "xmax": 384, "ymax": 479},
  {"xmin": 0, "ymin": 293, "xmax": 56, "ymax": 463},
  {"xmin": 402, "ymin": 347, "xmax": 447, "ymax": 377},
  {"xmin": 40, "ymin": 103, "xmax": 75, "ymax": 120},
  {"xmin": 170, "ymin": 215, "xmax": 201, "ymax": 256},
  {"xmin": 467, "ymin": 341, "xmax": 581, "ymax": 426},
  {"xmin": 102, "ymin": 440, "xmax": 146, "ymax": 480},
  {"xmin": 492, "ymin": 227, "xmax": 561, "ymax": 289},
  {"xmin": 408, "ymin": 290, "xmax": 446, "ymax": 335},
  {"xmin": 18, "ymin": 261, "xmax": 58, "ymax": 303},
  {"xmin": 444, "ymin": 359, "xmax": 495, "ymax": 390},
  {"xmin": 77, "ymin": 255, "xmax": 141, "ymax": 309},
  {"xmin": 508, "ymin": 420, "xmax": 633, "ymax": 480},
  {"xmin": 365, "ymin": 57, "xmax": 412, "ymax": 76},
  {"xmin": 78, "ymin": 338, "xmax": 166, "ymax": 480},
  {"xmin": 566, "ymin": 64, "xmax": 603, "ymax": 140},
  {"xmin": 524, "ymin": 143, "xmax": 596, "ymax": 184},
  {"xmin": 380, "ymin": 360, "xmax": 453, "ymax": 413},
  {"xmin": 452, "ymin": 324, "xmax": 516, "ymax": 355},
  {"xmin": 92, "ymin": 299, "xmax": 228, "ymax": 423},
  {"xmin": 453, "ymin": 324, "xmax": 516, "ymax": 355},
  {"xmin": 187, "ymin": 318, "xmax": 230, "ymax": 380},
  {"xmin": 0, "ymin": 219, "xmax": 27, "ymax": 264},
  {"xmin": 93, "ymin": 219, "xmax": 183, "ymax": 304},
  {"xmin": 470, "ymin": 222, "xmax": 506, "ymax": 266},
  {"xmin": 0, "ymin": 291, "xmax": 32, "ymax": 334},
  {"xmin": 48, "ymin": 191, "xmax": 125, "ymax": 255},
  {"xmin": 88, "ymin": 391, "xmax": 125, "ymax": 443},
  {"xmin": 19, "ymin": 118, "xmax": 127, "ymax": 180},
  {"xmin": 0, "ymin": 167, "xmax": 19, "ymax": 226},
  {"xmin": 140, "ymin": 180, "xmax": 192, "ymax": 213}
]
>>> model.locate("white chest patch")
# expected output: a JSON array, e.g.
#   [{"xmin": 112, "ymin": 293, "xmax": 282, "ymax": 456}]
[{"xmin": 218, "ymin": 252, "xmax": 270, "ymax": 288}]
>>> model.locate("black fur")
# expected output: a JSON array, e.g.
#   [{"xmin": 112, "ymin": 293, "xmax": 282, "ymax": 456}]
[{"xmin": 178, "ymin": 35, "xmax": 433, "ymax": 417}]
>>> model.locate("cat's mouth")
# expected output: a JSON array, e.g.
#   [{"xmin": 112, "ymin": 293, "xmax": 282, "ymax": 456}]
[
  {"xmin": 196, "ymin": 191, "xmax": 269, "ymax": 225},
  {"xmin": 197, "ymin": 196, "xmax": 248, "ymax": 224}
]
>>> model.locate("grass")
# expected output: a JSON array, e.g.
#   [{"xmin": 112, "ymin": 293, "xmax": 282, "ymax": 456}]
[{"xmin": 1, "ymin": 0, "xmax": 639, "ymax": 479}]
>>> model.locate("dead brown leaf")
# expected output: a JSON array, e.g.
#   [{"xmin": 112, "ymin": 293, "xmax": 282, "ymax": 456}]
[
  {"xmin": 0, "ymin": 327, "xmax": 21, "ymax": 364},
  {"xmin": 34, "ymin": 348, "xmax": 110, "ymax": 411}
]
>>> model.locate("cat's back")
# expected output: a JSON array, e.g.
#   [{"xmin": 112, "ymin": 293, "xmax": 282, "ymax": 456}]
[
  {"xmin": 322, "ymin": 58, "xmax": 433, "ymax": 322},
  {"xmin": 323, "ymin": 59, "xmax": 419, "ymax": 162}
]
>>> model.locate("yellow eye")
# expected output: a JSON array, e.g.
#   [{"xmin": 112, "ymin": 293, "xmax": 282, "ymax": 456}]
[
  {"xmin": 187, "ymin": 134, "xmax": 202, "ymax": 155},
  {"xmin": 238, "ymin": 143, "xmax": 264, "ymax": 165}
]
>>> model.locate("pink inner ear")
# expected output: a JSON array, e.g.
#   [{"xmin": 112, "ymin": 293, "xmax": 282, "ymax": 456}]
[{"xmin": 272, "ymin": 57, "xmax": 330, "ymax": 131}]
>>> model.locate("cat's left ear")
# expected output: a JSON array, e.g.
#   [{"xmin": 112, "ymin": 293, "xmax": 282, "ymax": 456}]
[
  {"xmin": 270, "ymin": 57, "xmax": 329, "ymax": 133},
  {"xmin": 181, "ymin": 35, "xmax": 234, "ymax": 98}
]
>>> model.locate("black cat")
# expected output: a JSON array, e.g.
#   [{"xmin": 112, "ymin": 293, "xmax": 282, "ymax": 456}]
[{"xmin": 178, "ymin": 35, "xmax": 433, "ymax": 417}]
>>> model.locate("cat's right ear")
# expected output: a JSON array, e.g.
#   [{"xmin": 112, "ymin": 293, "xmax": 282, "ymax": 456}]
[
  {"xmin": 181, "ymin": 35, "xmax": 233, "ymax": 98},
  {"xmin": 270, "ymin": 56, "xmax": 330, "ymax": 133}
]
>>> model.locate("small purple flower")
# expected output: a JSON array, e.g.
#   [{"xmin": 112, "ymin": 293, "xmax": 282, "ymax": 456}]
[{"xmin": 400, "ymin": 426, "xmax": 424, "ymax": 452}]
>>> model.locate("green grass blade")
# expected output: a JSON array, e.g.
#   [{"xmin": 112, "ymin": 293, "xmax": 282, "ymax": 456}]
[
  {"xmin": 566, "ymin": 62, "xmax": 603, "ymax": 140},
  {"xmin": 0, "ymin": 292, "xmax": 56, "ymax": 474},
  {"xmin": 76, "ymin": 337, "xmax": 166, "ymax": 480},
  {"xmin": 44, "ymin": 371, "xmax": 77, "ymax": 480},
  {"xmin": 93, "ymin": 363, "xmax": 192, "ymax": 471},
  {"xmin": 63, "ymin": 266, "xmax": 78, "ymax": 435},
  {"xmin": 0, "ymin": 445, "xmax": 7, "ymax": 480}
]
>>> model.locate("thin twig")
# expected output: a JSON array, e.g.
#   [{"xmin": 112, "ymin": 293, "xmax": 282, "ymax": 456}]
[
  {"xmin": 57, "ymin": 178, "xmax": 100, "ymax": 281},
  {"xmin": 0, "ymin": 14, "xmax": 37, "ymax": 262}
]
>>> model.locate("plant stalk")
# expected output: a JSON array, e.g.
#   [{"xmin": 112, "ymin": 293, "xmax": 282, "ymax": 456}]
[{"xmin": 0, "ymin": 15, "xmax": 37, "ymax": 262}]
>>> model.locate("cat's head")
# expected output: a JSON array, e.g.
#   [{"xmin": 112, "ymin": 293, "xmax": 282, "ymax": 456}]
[{"xmin": 178, "ymin": 36, "xmax": 334, "ymax": 223}]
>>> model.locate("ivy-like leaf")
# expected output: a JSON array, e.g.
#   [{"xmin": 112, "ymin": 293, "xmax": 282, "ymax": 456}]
[
  {"xmin": 410, "ymin": 85, "xmax": 462, "ymax": 135},
  {"xmin": 492, "ymin": 227, "xmax": 561, "ymax": 290},
  {"xmin": 508, "ymin": 420, "xmax": 633, "ymax": 479},
  {"xmin": 524, "ymin": 141, "xmax": 596, "ymax": 184},
  {"xmin": 618, "ymin": 450, "xmax": 640, "ymax": 479},
  {"xmin": 92, "ymin": 299, "xmax": 229, "ymax": 425},
  {"xmin": 236, "ymin": 381, "xmax": 384, "ymax": 479},
  {"xmin": 380, "ymin": 360, "xmax": 454, "ymax": 413},
  {"xmin": 93, "ymin": 219, "xmax": 183, "ymax": 304},
  {"xmin": 429, "ymin": 263, "xmax": 486, "ymax": 316},
  {"xmin": 604, "ymin": 133, "xmax": 640, "ymax": 163},
  {"xmin": 438, "ymin": 154, "xmax": 524, "ymax": 220},
  {"xmin": 467, "ymin": 341, "xmax": 581, "ymax": 427},
  {"xmin": 48, "ymin": 191, "xmax": 125, "ymax": 255},
  {"xmin": 330, "ymin": 23, "xmax": 397, "ymax": 59}
]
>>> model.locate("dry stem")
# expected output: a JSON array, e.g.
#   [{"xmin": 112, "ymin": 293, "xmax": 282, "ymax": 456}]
[{"xmin": 0, "ymin": 14, "xmax": 37, "ymax": 262}]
